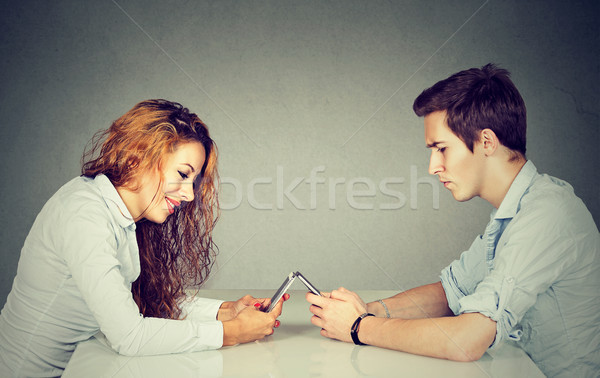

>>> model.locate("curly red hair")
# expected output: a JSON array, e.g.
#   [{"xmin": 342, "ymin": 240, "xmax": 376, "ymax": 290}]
[{"xmin": 82, "ymin": 99, "xmax": 219, "ymax": 319}]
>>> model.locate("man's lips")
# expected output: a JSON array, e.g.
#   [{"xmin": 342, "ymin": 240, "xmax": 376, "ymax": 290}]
[{"xmin": 439, "ymin": 179, "xmax": 451, "ymax": 188}]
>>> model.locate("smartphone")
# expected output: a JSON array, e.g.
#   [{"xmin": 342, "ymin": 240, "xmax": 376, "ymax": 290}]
[
  {"xmin": 266, "ymin": 272, "xmax": 296, "ymax": 312},
  {"xmin": 295, "ymin": 271, "xmax": 321, "ymax": 296}
]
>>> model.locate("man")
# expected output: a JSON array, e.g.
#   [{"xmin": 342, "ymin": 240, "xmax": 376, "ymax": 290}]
[{"xmin": 306, "ymin": 64, "xmax": 599, "ymax": 377}]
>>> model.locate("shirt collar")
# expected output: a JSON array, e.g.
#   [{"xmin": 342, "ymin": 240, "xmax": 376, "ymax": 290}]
[
  {"xmin": 93, "ymin": 174, "xmax": 136, "ymax": 229},
  {"xmin": 493, "ymin": 160, "xmax": 538, "ymax": 220}
]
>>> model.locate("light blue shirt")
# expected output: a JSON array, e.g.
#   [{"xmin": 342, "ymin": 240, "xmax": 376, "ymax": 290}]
[
  {"xmin": 440, "ymin": 161, "xmax": 600, "ymax": 377},
  {"xmin": 0, "ymin": 175, "xmax": 225, "ymax": 377}
]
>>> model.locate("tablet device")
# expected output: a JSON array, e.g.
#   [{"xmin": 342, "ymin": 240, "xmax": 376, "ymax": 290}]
[
  {"xmin": 266, "ymin": 272, "xmax": 296, "ymax": 312},
  {"xmin": 295, "ymin": 271, "xmax": 321, "ymax": 296}
]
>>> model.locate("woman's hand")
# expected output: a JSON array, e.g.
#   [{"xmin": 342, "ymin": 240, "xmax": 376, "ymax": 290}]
[
  {"xmin": 217, "ymin": 295, "xmax": 269, "ymax": 322},
  {"xmin": 306, "ymin": 287, "xmax": 367, "ymax": 343},
  {"xmin": 221, "ymin": 293, "xmax": 289, "ymax": 346}
]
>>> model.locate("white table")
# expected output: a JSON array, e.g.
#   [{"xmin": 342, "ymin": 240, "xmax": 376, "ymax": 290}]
[{"xmin": 63, "ymin": 290, "xmax": 545, "ymax": 377}]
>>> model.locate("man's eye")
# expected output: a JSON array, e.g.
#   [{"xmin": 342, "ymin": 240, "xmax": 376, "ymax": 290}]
[{"xmin": 178, "ymin": 171, "xmax": 188, "ymax": 180}]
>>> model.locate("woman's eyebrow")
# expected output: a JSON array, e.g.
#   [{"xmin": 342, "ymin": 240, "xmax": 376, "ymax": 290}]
[{"xmin": 182, "ymin": 163, "xmax": 196, "ymax": 173}]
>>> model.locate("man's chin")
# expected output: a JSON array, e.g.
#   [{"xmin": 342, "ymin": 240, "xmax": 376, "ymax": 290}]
[{"xmin": 450, "ymin": 191, "xmax": 474, "ymax": 203}]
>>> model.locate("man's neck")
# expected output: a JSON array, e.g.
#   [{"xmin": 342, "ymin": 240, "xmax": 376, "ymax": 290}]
[{"xmin": 481, "ymin": 158, "xmax": 527, "ymax": 209}]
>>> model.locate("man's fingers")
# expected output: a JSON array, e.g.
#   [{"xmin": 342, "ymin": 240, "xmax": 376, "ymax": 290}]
[
  {"xmin": 330, "ymin": 287, "xmax": 352, "ymax": 301},
  {"xmin": 331, "ymin": 287, "xmax": 363, "ymax": 305},
  {"xmin": 309, "ymin": 304, "xmax": 324, "ymax": 318},
  {"xmin": 306, "ymin": 292, "xmax": 330, "ymax": 307},
  {"xmin": 311, "ymin": 314, "xmax": 324, "ymax": 328}
]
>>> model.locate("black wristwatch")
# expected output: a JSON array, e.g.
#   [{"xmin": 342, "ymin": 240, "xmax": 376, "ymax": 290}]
[{"xmin": 350, "ymin": 313, "xmax": 374, "ymax": 345}]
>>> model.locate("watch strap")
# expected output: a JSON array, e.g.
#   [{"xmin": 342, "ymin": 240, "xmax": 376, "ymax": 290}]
[{"xmin": 350, "ymin": 313, "xmax": 374, "ymax": 345}]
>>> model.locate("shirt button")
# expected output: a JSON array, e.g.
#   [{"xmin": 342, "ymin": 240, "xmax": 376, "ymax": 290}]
[{"xmin": 506, "ymin": 277, "xmax": 514, "ymax": 283}]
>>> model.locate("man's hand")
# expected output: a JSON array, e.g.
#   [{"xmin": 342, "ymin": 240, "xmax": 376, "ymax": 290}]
[
  {"xmin": 306, "ymin": 287, "xmax": 368, "ymax": 343},
  {"xmin": 307, "ymin": 283, "xmax": 496, "ymax": 362}
]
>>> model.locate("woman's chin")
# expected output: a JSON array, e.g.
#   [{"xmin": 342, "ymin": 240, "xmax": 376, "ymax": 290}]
[{"xmin": 144, "ymin": 213, "xmax": 170, "ymax": 224}]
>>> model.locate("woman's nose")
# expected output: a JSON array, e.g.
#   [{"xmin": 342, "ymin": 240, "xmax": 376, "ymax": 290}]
[{"xmin": 179, "ymin": 183, "xmax": 195, "ymax": 202}]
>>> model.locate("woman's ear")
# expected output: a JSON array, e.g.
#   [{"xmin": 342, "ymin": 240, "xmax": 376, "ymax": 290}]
[{"xmin": 480, "ymin": 128, "xmax": 499, "ymax": 156}]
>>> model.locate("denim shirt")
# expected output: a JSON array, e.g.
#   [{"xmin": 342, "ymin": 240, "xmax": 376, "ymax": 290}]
[{"xmin": 440, "ymin": 161, "xmax": 600, "ymax": 378}]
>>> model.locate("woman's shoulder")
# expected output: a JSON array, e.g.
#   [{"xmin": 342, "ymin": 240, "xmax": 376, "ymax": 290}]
[
  {"xmin": 44, "ymin": 175, "xmax": 114, "ymax": 221},
  {"xmin": 26, "ymin": 176, "xmax": 119, "ymax": 255},
  {"xmin": 56, "ymin": 175, "xmax": 105, "ymax": 204}
]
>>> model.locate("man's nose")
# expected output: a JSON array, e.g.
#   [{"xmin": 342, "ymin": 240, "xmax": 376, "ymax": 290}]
[{"xmin": 428, "ymin": 150, "xmax": 443, "ymax": 176}]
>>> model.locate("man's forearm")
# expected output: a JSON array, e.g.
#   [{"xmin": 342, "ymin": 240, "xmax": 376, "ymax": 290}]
[
  {"xmin": 357, "ymin": 312, "xmax": 496, "ymax": 361},
  {"xmin": 368, "ymin": 282, "xmax": 453, "ymax": 319}
]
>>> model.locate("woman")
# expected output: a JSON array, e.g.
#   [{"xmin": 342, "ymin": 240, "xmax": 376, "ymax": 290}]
[{"xmin": 0, "ymin": 99, "xmax": 287, "ymax": 377}]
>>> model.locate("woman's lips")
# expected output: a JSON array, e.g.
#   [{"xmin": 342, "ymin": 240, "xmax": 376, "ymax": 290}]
[{"xmin": 165, "ymin": 197, "xmax": 180, "ymax": 214}]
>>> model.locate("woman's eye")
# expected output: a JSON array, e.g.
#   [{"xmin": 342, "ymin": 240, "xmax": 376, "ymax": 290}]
[
  {"xmin": 178, "ymin": 171, "xmax": 189, "ymax": 180},
  {"xmin": 438, "ymin": 147, "xmax": 446, "ymax": 153}
]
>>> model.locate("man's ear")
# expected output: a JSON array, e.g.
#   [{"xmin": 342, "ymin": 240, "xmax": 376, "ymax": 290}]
[{"xmin": 480, "ymin": 128, "xmax": 499, "ymax": 156}]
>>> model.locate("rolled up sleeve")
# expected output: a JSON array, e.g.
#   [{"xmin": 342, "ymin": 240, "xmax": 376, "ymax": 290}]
[
  {"xmin": 455, "ymin": 208, "xmax": 578, "ymax": 348},
  {"xmin": 440, "ymin": 235, "xmax": 488, "ymax": 315}
]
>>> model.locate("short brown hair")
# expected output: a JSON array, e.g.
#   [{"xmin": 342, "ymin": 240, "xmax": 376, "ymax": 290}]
[{"xmin": 413, "ymin": 64, "xmax": 527, "ymax": 159}]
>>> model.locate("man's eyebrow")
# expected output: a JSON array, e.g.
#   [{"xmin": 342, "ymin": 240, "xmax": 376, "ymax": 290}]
[{"xmin": 426, "ymin": 141, "xmax": 443, "ymax": 148}]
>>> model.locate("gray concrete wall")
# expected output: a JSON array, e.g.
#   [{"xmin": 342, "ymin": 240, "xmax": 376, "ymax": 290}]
[{"xmin": 1, "ymin": 0, "xmax": 598, "ymax": 304}]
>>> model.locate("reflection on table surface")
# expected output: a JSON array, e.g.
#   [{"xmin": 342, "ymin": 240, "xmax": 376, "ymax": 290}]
[{"xmin": 63, "ymin": 290, "xmax": 545, "ymax": 378}]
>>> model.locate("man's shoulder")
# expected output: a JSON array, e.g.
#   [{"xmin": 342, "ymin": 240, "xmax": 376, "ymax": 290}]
[
  {"xmin": 518, "ymin": 172, "xmax": 595, "ymax": 230},
  {"xmin": 524, "ymin": 173, "xmax": 573, "ymax": 203}
]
